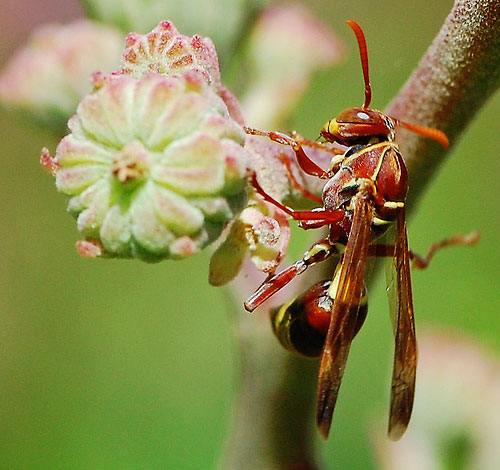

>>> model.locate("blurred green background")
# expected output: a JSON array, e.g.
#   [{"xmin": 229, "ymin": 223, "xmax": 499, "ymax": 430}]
[{"xmin": 0, "ymin": 0, "xmax": 498, "ymax": 469}]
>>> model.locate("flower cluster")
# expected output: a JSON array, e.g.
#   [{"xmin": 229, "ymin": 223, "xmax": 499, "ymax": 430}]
[
  {"xmin": 0, "ymin": 5, "xmax": 345, "ymax": 279},
  {"xmin": 374, "ymin": 331, "xmax": 500, "ymax": 469},
  {"xmin": 0, "ymin": 20, "xmax": 123, "ymax": 132},
  {"xmin": 100, "ymin": 20, "xmax": 245, "ymax": 125},
  {"xmin": 119, "ymin": 20, "xmax": 222, "ymax": 90},
  {"xmin": 41, "ymin": 22, "xmax": 250, "ymax": 262}
]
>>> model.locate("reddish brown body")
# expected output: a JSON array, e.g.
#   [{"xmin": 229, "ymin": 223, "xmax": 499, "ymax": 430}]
[
  {"xmin": 243, "ymin": 20, "xmax": 475, "ymax": 442},
  {"xmin": 322, "ymin": 140, "xmax": 408, "ymax": 246}
]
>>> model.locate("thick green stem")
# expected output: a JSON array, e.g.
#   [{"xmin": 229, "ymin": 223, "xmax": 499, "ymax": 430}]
[
  {"xmin": 218, "ymin": 261, "xmax": 321, "ymax": 470},
  {"xmin": 220, "ymin": 1, "xmax": 500, "ymax": 468}
]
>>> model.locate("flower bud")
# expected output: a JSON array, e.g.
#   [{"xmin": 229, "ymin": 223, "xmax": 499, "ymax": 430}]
[
  {"xmin": 209, "ymin": 199, "xmax": 290, "ymax": 286},
  {"xmin": 120, "ymin": 20, "xmax": 222, "ymax": 90},
  {"xmin": 109, "ymin": 20, "xmax": 245, "ymax": 125}
]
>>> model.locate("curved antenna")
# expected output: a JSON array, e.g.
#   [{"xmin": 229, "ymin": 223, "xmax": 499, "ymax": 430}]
[
  {"xmin": 345, "ymin": 21, "xmax": 448, "ymax": 148},
  {"xmin": 393, "ymin": 119, "xmax": 450, "ymax": 148},
  {"xmin": 346, "ymin": 20, "xmax": 372, "ymax": 109}
]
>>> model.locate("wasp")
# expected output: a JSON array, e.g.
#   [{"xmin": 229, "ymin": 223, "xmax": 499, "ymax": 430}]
[{"xmin": 243, "ymin": 20, "xmax": 478, "ymax": 440}]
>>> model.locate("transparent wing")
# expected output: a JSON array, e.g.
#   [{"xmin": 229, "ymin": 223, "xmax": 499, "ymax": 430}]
[
  {"xmin": 386, "ymin": 208, "xmax": 417, "ymax": 440},
  {"xmin": 316, "ymin": 194, "xmax": 373, "ymax": 439}
]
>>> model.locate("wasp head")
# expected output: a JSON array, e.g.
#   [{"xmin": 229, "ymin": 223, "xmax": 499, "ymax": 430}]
[{"xmin": 320, "ymin": 107, "xmax": 394, "ymax": 147}]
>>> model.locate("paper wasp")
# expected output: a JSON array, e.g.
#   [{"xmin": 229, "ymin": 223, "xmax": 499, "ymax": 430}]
[{"xmin": 243, "ymin": 20, "xmax": 478, "ymax": 440}]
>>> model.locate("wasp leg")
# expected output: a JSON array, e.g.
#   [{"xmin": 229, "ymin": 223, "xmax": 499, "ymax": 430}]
[
  {"xmin": 250, "ymin": 171, "xmax": 344, "ymax": 226},
  {"xmin": 410, "ymin": 231, "xmax": 480, "ymax": 269},
  {"xmin": 245, "ymin": 127, "xmax": 338, "ymax": 179},
  {"xmin": 369, "ymin": 230, "xmax": 480, "ymax": 268},
  {"xmin": 244, "ymin": 239, "xmax": 340, "ymax": 312},
  {"xmin": 277, "ymin": 152, "xmax": 323, "ymax": 204}
]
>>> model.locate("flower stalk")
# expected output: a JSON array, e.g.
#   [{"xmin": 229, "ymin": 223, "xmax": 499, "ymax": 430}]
[{"xmin": 387, "ymin": 0, "xmax": 500, "ymax": 209}]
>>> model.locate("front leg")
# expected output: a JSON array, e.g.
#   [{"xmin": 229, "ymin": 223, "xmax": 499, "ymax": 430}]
[
  {"xmin": 245, "ymin": 126, "xmax": 339, "ymax": 179},
  {"xmin": 277, "ymin": 152, "xmax": 323, "ymax": 204},
  {"xmin": 250, "ymin": 171, "xmax": 345, "ymax": 227}
]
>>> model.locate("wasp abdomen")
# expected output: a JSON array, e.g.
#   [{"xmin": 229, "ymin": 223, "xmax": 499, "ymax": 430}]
[{"xmin": 271, "ymin": 280, "xmax": 368, "ymax": 358}]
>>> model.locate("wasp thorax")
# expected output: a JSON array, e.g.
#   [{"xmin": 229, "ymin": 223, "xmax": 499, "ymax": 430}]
[{"xmin": 321, "ymin": 107, "xmax": 393, "ymax": 146}]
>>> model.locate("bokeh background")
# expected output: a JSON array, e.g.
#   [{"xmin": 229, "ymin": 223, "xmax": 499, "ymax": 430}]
[{"xmin": 0, "ymin": 0, "xmax": 498, "ymax": 469}]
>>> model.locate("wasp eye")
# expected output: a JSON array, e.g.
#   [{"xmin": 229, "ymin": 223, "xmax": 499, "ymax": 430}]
[{"xmin": 356, "ymin": 111, "xmax": 370, "ymax": 120}]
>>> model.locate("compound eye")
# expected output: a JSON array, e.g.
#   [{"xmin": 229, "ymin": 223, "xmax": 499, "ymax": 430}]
[
  {"xmin": 355, "ymin": 111, "xmax": 371, "ymax": 121},
  {"xmin": 335, "ymin": 107, "xmax": 378, "ymax": 124}
]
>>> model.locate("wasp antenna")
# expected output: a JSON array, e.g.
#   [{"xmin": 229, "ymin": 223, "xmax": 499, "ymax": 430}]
[
  {"xmin": 346, "ymin": 20, "xmax": 372, "ymax": 109},
  {"xmin": 394, "ymin": 119, "xmax": 450, "ymax": 148}
]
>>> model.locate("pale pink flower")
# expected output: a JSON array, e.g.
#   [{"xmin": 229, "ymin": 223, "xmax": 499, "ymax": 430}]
[
  {"xmin": 209, "ymin": 198, "xmax": 291, "ymax": 286},
  {"xmin": 0, "ymin": 20, "xmax": 123, "ymax": 130},
  {"xmin": 108, "ymin": 20, "xmax": 245, "ymax": 125},
  {"xmin": 374, "ymin": 331, "xmax": 500, "ymax": 470},
  {"xmin": 42, "ymin": 72, "xmax": 249, "ymax": 261},
  {"xmin": 37, "ymin": 16, "xmax": 344, "ymax": 277},
  {"xmin": 241, "ymin": 3, "xmax": 345, "ymax": 128}
]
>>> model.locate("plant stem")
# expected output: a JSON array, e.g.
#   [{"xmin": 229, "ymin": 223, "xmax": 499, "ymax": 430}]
[
  {"xmin": 218, "ymin": 259, "xmax": 321, "ymax": 470},
  {"xmin": 387, "ymin": 0, "xmax": 500, "ymax": 209},
  {"xmin": 220, "ymin": 1, "xmax": 500, "ymax": 468}
]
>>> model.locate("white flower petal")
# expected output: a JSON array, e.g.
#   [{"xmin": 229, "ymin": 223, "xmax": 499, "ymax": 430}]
[
  {"xmin": 56, "ymin": 134, "xmax": 112, "ymax": 166},
  {"xmin": 130, "ymin": 185, "xmax": 175, "ymax": 257},
  {"xmin": 153, "ymin": 134, "xmax": 225, "ymax": 195},
  {"xmin": 56, "ymin": 164, "xmax": 108, "ymax": 195},
  {"xmin": 100, "ymin": 204, "xmax": 132, "ymax": 255},
  {"xmin": 153, "ymin": 185, "xmax": 204, "ymax": 235}
]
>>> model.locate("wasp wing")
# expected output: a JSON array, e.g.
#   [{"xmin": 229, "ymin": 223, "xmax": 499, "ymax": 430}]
[
  {"xmin": 316, "ymin": 194, "xmax": 373, "ymax": 439},
  {"xmin": 386, "ymin": 208, "xmax": 417, "ymax": 440}
]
